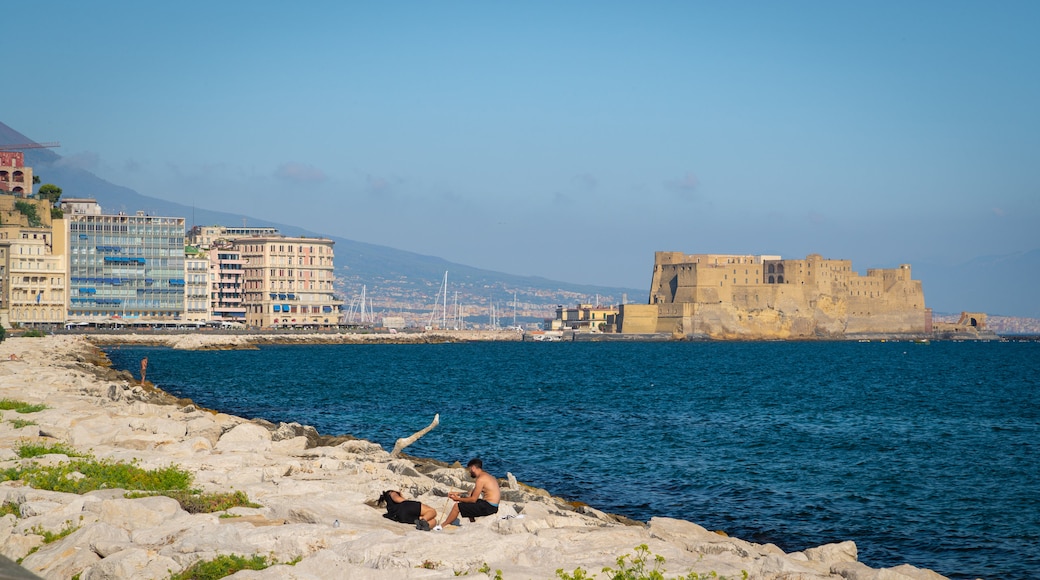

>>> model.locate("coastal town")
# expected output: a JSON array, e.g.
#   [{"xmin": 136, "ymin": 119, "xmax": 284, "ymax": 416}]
[{"xmin": 2, "ymin": 150, "xmax": 1036, "ymax": 341}]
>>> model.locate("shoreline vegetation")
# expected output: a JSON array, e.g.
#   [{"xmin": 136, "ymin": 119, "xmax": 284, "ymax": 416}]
[{"xmin": 0, "ymin": 335, "xmax": 949, "ymax": 579}]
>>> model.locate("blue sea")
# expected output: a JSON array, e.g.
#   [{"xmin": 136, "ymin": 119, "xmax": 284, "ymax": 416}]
[{"xmin": 104, "ymin": 341, "xmax": 1039, "ymax": 579}]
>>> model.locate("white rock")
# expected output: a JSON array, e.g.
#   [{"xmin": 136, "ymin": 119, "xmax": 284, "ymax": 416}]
[
  {"xmin": 272, "ymin": 436, "xmax": 309, "ymax": 455},
  {"xmin": 805, "ymin": 539, "xmax": 858, "ymax": 563},
  {"xmin": 215, "ymin": 423, "xmax": 273, "ymax": 453},
  {"xmin": 81, "ymin": 547, "xmax": 182, "ymax": 580},
  {"xmin": 21, "ymin": 528, "xmax": 103, "ymax": 579},
  {"xmin": 99, "ymin": 496, "xmax": 185, "ymax": 530}
]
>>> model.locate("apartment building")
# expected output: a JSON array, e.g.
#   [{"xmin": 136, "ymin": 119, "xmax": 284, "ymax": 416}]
[
  {"xmin": 58, "ymin": 200, "xmax": 186, "ymax": 321},
  {"xmin": 235, "ymin": 236, "xmax": 341, "ymax": 328}
]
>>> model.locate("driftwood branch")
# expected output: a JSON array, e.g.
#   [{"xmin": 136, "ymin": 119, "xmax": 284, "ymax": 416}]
[{"xmin": 390, "ymin": 414, "xmax": 439, "ymax": 458}]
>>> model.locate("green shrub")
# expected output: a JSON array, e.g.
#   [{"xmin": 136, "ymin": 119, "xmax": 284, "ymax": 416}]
[
  {"xmin": 21, "ymin": 329, "xmax": 46, "ymax": 338},
  {"xmin": 0, "ymin": 457, "xmax": 193, "ymax": 495},
  {"xmin": 168, "ymin": 554, "xmax": 272, "ymax": 580},
  {"xmin": 14, "ymin": 201, "xmax": 41, "ymax": 227},
  {"xmin": 31, "ymin": 520, "xmax": 81, "ymax": 544},
  {"xmin": 17, "ymin": 441, "xmax": 83, "ymax": 458},
  {"xmin": 0, "ymin": 502, "xmax": 19, "ymax": 518},
  {"xmin": 556, "ymin": 545, "xmax": 746, "ymax": 580},
  {"xmin": 126, "ymin": 490, "xmax": 260, "ymax": 514},
  {"xmin": 0, "ymin": 399, "xmax": 47, "ymax": 413},
  {"xmin": 9, "ymin": 419, "xmax": 36, "ymax": 428}
]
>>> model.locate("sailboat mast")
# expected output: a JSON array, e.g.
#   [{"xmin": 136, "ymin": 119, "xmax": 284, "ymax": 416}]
[{"xmin": 441, "ymin": 271, "xmax": 448, "ymax": 329}]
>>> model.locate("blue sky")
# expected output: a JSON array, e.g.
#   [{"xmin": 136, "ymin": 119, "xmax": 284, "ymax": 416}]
[{"xmin": 8, "ymin": 1, "xmax": 1039, "ymax": 291}]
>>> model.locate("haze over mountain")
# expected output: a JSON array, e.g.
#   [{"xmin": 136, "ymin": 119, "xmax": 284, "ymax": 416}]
[
  {"xmin": 3, "ymin": 118, "xmax": 1037, "ymax": 320},
  {"xmin": 3, "ymin": 123, "xmax": 640, "ymax": 323}
]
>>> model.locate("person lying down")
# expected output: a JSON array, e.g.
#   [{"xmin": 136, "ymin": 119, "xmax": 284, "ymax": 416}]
[{"xmin": 377, "ymin": 490, "xmax": 438, "ymax": 531}]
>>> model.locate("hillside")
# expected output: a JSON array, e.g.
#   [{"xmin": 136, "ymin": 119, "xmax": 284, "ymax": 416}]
[
  {"xmin": 5, "ymin": 125, "xmax": 641, "ymax": 325},
  {"xmin": 4, "ymin": 121, "xmax": 1036, "ymax": 320}
]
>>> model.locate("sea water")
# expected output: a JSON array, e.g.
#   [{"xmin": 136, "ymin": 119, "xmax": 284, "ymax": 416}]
[{"xmin": 105, "ymin": 340, "xmax": 1039, "ymax": 579}]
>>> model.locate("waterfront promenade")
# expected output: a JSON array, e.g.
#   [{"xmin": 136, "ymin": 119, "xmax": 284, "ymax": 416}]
[{"xmin": 0, "ymin": 336, "xmax": 947, "ymax": 579}]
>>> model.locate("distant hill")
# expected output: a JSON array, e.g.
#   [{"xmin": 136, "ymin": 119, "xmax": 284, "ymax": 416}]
[
  {"xmin": 4, "ymin": 121, "xmax": 1035, "ymax": 319},
  {"xmin": 4, "ymin": 122, "xmax": 641, "ymax": 323}
]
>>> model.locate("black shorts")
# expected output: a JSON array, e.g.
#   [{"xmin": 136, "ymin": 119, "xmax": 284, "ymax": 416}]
[
  {"xmin": 459, "ymin": 499, "xmax": 499, "ymax": 519},
  {"xmin": 386, "ymin": 500, "xmax": 422, "ymax": 523}
]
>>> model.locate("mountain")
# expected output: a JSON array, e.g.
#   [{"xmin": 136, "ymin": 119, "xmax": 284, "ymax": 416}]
[
  {"xmin": 4, "ymin": 121, "xmax": 1035, "ymax": 320},
  {"xmin": 3, "ymin": 122, "xmax": 641, "ymax": 323}
]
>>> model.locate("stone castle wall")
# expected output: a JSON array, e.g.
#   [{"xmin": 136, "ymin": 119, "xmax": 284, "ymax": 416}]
[{"xmin": 625, "ymin": 252, "xmax": 928, "ymax": 339}]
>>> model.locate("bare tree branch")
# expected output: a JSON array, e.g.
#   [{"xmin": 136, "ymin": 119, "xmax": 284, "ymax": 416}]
[{"xmin": 390, "ymin": 414, "xmax": 439, "ymax": 458}]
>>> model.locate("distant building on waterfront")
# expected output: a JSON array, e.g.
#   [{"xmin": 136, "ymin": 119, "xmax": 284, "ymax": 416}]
[
  {"xmin": 619, "ymin": 252, "xmax": 929, "ymax": 339},
  {"xmin": 206, "ymin": 244, "xmax": 246, "ymax": 323},
  {"xmin": 188, "ymin": 225, "xmax": 280, "ymax": 248},
  {"xmin": 58, "ymin": 199, "xmax": 186, "ymax": 322},
  {"xmin": 547, "ymin": 303, "xmax": 619, "ymax": 332},
  {"xmin": 183, "ymin": 247, "xmax": 210, "ymax": 323},
  {"xmin": 0, "ymin": 174, "xmax": 67, "ymax": 327},
  {"xmin": 234, "ymin": 235, "xmax": 341, "ymax": 328},
  {"xmin": 0, "ymin": 226, "xmax": 67, "ymax": 327}
]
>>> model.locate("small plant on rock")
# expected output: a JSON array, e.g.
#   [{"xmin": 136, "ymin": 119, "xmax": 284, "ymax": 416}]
[
  {"xmin": 31, "ymin": 520, "xmax": 81, "ymax": 544},
  {"xmin": 556, "ymin": 544, "xmax": 742, "ymax": 580},
  {"xmin": 126, "ymin": 490, "xmax": 261, "ymax": 514},
  {"xmin": 168, "ymin": 553, "xmax": 297, "ymax": 580},
  {"xmin": 17, "ymin": 440, "xmax": 83, "ymax": 458},
  {"xmin": 0, "ymin": 502, "xmax": 19, "ymax": 518},
  {"xmin": 479, "ymin": 563, "xmax": 504, "ymax": 580},
  {"xmin": 0, "ymin": 399, "xmax": 47, "ymax": 413},
  {"xmin": 0, "ymin": 455, "xmax": 193, "ymax": 495}
]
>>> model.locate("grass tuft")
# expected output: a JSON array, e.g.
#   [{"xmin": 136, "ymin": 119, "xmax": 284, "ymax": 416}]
[
  {"xmin": 0, "ymin": 456, "xmax": 194, "ymax": 495},
  {"xmin": 9, "ymin": 419, "xmax": 36, "ymax": 428},
  {"xmin": 31, "ymin": 521, "xmax": 81, "ymax": 544},
  {"xmin": 126, "ymin": 490, "xmax": 260, "ymax": 514},
  {"xmin": 0, "ymin": 502, "xmax": 19, "ymax": 518},
  {"xmin": 17, "ymin": 441, "xmax": 83, "ymax": 459},
  {"xmin": 169, "ymin": 554, "xmax": 273, "ymax": 580},
  {"xmin": 0, "ymin": 399, "xmax": 47, "ymax": 413}
]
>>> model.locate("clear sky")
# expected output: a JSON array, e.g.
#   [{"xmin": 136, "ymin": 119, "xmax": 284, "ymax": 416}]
[{"xmin": 8, "ymin": 1, "xmax": 1039, "ymax": 290}]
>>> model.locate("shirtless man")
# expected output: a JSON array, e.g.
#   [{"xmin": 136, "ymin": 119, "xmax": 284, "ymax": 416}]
[{"xmin": 437, "ymin": 458, "xmax": 500, "ymax": 529}]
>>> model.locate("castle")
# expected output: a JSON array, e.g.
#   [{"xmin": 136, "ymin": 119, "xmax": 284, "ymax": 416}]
[{"xmin": 618, "ymin": 252, "xmax": 930, "ymax": 339}]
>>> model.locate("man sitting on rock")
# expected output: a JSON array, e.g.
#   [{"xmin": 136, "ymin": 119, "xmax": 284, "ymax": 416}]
[{"xmin": 436, "ymin": 458, "xmax": 500, "ymax": 530}]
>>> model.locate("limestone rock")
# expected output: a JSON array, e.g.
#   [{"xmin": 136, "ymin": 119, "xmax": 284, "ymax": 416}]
[
  {"xmin": 21, "ymin": 529, "xmax": 103, "ymax": 579},
  {"xmin": 215, "ymin": 422, "xmax": 273, "ymax": 453},
  {"xmin": 804, "ymin": 540, "xmax": 858, "ymax": 564},
  {"xmin": 81, "ymin": 547, "xmax": 182, "ymax": 580},
  {"xmin": 272, "ymin": 436, "xmax": 309, "ymax": 455},
  {"xmin": 99, "ymin": 496, "xmax": 185, "ymax": 530}
]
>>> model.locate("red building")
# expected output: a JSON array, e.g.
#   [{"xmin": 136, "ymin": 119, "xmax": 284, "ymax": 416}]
[{"xmin": 0, "ymin": 152, "xmax": 32, "ymax": 196}]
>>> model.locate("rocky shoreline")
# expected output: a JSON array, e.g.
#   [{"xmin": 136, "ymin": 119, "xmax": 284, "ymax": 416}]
[
  {"xmin": 80, "ymin": 329, "xmax": 523, "ymax": 351},
  {"xmin": 0, "ymin": 336, "xmax": 949, "ymax": 579}
]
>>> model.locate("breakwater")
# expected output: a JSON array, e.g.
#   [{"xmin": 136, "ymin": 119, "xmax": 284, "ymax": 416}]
[{"xmin": 103, "ymin": 338, "xmax": 1039, "ymax": 579}]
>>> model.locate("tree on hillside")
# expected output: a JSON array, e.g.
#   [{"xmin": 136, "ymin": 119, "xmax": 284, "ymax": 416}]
[
  {"xmin": 38, "ymin": 184, "xmax": 62, "ymax": 204},
  {"xmin": 14, "ymin": 201, "xmax": 42, "ymax": 227}
]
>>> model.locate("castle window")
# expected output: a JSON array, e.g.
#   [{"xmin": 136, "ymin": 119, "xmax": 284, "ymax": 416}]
[
  {"xmin": 768, "ymin": 275, "xmax": 775, "ymax": 284},
  {"xmin": 778, "ymin": 275, "xmax": 784, "ymax": 283},
  {"xmin": 768, "ymin": 264, "xmax": 775, "ymax": 274}
]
